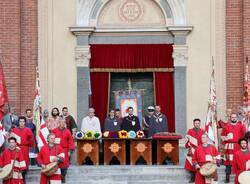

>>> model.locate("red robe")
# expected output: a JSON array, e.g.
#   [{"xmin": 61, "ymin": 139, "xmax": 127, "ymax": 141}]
[
  {"xmin": 52, "ymin": 128, "xmax": 74, "ymax": 168},
  {"xmin": 11, "ymin": 127, "xmax": 35, "ymax": 168},
  {"xmin": 221, "ymin": 122, "xmax": 246, "ymax": 165},
  {"xmin": 232, "ymin": 149, "xmax": 250, "ymax": 184},
  {"xmin": 0, "ymin": 147, "xmax": 27, "ymax": 184},
  {"xmin": 192, "ymin": 144, "xmax": 220, "ymax": 184},
  {"xmin": 184, "ymin": 128, "xmax": 205, "ymax": 171},
  {"xmin": 37, "ymin": 144, "xmax": 65, "ymax": 184}
]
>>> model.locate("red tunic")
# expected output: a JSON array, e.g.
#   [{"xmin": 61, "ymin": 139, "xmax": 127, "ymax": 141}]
[
  {"xmin": 0, "ymin": 147, "xmax": 27, "ymax": 184},
  {"xmin": 192, "ymin": 145, "xmax": 220, "ymax": 184},
  {"xmin": 232, "ymin": 149, "xmax": 250, "ymax": 184},
  {"xmin": 52, "ymin": 128, "xmax": 75, "ymax": 168},
  {"xmin": 184, "ymin": 128, "xmax": 205, "ymax": 171},
  {"xmin": 221, "ymin": 122, "xmax": 246, "ymax": 165},
  {"xmin": 37, "ymin": 144, "xmax": 65, "ymax": 184},
  {"xmin": 11, "ymin": 127, "xmax": 35, "ymax": 168}
]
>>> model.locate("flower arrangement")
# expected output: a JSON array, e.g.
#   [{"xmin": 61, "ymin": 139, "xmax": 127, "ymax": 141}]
[
  {"xmin": 118, "ymin": 130, "xmax": 128, "ymax": 139},
  {"xmin": 84, "ymin": 130, "xmax": 94, "ymax": 139},
  {"xmin": 75, "ymin": 131, "xmax": 85, "ymax": 140},
  {"xmin": 128, "ymin": 130, "xmax": 136, "ymax": 139},
  {"xmin": 103, "ymin": 131, "xmax": 110, "ymax": 138},
  {"xmin": 103, "ymin": 131, "xmax": 119, "ymax": 138},
  {"xmin": 94, "ymin": 132, "xmax": 102, "ymax": 139},
  {"xmin": 136, "ymin": 130, "xmax": 145, "ymax": 138},
  {"xmin": 109, "ymin": 132, "xmax": 119, "ymax": 138}
]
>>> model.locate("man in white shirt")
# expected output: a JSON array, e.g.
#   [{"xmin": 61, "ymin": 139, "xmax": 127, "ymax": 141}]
[{"xmin": 81, "ymin": 108, "xmax": 101, "ymax": 133}]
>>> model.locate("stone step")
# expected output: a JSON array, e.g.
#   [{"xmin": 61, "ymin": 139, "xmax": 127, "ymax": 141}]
[{"xmin": 24, "ymin": 165, "xmax": 235, "ymax": 184}]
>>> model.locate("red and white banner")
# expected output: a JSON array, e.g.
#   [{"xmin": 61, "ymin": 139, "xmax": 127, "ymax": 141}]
[
  {"xmin": 243, "ymin": 58, "xmax": 250, "ymax": 130},
  {"xmin": 205, "ymin": 58, "xmax": 218, "ymax": 147},
  {"xmin": 37, "ymin": 119, "xmax": 49, "ymax": 148},
  {"xmin": 33, "ymin": 67, "xmax": 42, "ymax": 142},
  {"xmin": 0, "ymin": 61, "xmax": 8, "ymax": 120}
]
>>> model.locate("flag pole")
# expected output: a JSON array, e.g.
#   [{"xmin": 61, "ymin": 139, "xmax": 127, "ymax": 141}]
[{"xmin": 212, "ymin": 56, "xmax": 219, "ymax": 149}]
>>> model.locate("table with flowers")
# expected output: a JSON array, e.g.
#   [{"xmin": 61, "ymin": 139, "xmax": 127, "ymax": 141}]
[{"xmin": 76, "ymin": 130, "xmax": 182, "ymax": 165}]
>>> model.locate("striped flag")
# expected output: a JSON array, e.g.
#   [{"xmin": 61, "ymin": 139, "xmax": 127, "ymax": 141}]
[
  {"xmin": 205, "ymin": 58, "xmax": 218, "ymax": 147},
  {"xmin": 37, "ymin": 118, "xmax": 49, "ymax": 148},
  {"xmin": 33, "ymin": 67, "xmax": 42, "ymax": 142}
]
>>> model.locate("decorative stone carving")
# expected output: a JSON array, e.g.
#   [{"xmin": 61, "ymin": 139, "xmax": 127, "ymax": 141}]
[
  {"xmin": 172, "ymin": 45, "xmax": 188, "ymax": 67},
  {"xmin": 119, "ymin": 0, "xmax": 143, "ymax": 23},
  {"xmin": 75, "ymin": 46, "xmax": 91, "ymax": 67}
]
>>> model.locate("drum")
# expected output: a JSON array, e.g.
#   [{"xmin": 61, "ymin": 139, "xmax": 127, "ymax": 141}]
[
  {"xmin": 41, "ymin": 162, "xmax": 58, "ymax": 176},
  {"xmin": 200, "ymin": 162, "xmax": 217, "ymax": 178},
  {"xmin": 238, "ymin": 171, "xmax": 250, "ymax": 184},
  {"xmin": 0, "ymin": 163, "xmax": 13, "ymax": 180}
]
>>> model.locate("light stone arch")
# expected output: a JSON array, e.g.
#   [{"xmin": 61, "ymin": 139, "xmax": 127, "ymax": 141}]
[{"xmin": 76, "ymin": 0, "xmax": 186, "ymax": 27}]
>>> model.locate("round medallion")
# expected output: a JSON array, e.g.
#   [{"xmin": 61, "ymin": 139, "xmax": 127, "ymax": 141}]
[
  {"xmin": 119, "ymin": 0, "xmax": 143, "ymax": 23},
  {"xmin": 135, "ymin": 142, "xmax": 147, "ymax": 153},
  {"xmin": 109, "ymin": 143, "xmax": 121, "ymax": 153},
  {"xmin": 161, "ymin": 143, "xmax": 174, "ymax": 153},
  {"xmin": 81, "ymin": 143, "xmax": 94, "ymax": 154}
]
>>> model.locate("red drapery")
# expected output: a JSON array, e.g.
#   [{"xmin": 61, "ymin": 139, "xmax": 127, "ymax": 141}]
[
  {"xmin": 90, "ymin": 44, "xmax": 173, "ymax": 69},
  {"xmin": 90, "ymin": 72, "xmax": 110, "ymax": 128},
  {"xmin": 90, "ymin": 44, "xmax": 175, "ymax": 132},
  {"xmin": 154, "ymin": 72, "xmax": 175, "ymax": 132}
]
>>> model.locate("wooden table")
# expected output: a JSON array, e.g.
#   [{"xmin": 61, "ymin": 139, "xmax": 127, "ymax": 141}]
[
  {"xmin": 130, "ymin": 139, "xmax": 152, "ymax": 165},
  {"xmin": 103, "ymin": 138, "xmax": 126, "ymax": 165},
  {"xmin": 77, "ymin": 139, "xmax": 99, "ymax": 165},
  {"xmin": 155, "ymin": 138, "xmax": 180, "ymax": 165}
]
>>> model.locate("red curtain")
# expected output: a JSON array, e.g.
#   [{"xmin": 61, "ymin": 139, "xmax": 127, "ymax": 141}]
[
  {"xmin": 90, "ymin": 44, "xmax": 175, "ymax": 132},
  {"xmin": 90, "ymin": 72, "xmax": 109, "ymax": 129},
  {"xmin": 154, "ymin": 72, "xmax": 175, "ymax": 132},
  {"xmin": 90, "ymin": 44, "xmax": 173, "ymax": 69}
]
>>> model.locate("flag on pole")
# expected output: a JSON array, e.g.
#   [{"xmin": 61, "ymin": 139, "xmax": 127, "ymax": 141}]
[
  {"xmin": 37, "ymin": 118, "xmax": 49, "ymax": 148},
  {"xmin": 205, "ymin": 57, "xmax": 218, "ymax": 147},
  {"xmin": 243, "ymin": 57, "xmax": 250, "ymax": 131},
  {"xmin": 33, "ymin": 67, "xmax": 42, "ymax": 142},
  {"xmin": 0, "ymin": 61, "xmax": 8, "ymax": 120}
]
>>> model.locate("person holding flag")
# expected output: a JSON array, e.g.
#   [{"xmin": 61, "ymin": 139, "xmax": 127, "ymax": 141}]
[{"xmin": 221, "ymin": 113, "xmax": 246, "ymax": 183}]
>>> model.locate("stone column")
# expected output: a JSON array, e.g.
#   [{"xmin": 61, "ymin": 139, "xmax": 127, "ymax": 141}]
[
  {"xmin": 75, "ymin": 45, "xmax": 91, "ymax": 128},
  {"xmin": 169, "ymin": 26, "xmax": 192, "ymax": 136},
  {"xmin": 71, "ymin": 27, "xmax": 95, "ymax": 127},
  {"xmin": 172, "ymin": 45, "xmax": 188, "ymax": 136}
]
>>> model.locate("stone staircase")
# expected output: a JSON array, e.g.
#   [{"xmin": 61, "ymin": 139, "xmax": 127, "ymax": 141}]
[{"xmin": 23, "ymin": 165, "xmax": 234, "ymax": 184}]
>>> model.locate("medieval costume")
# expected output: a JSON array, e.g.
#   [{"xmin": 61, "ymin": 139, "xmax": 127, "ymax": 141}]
[
  {"xmin": 233, "ymin": 149, "xmax": 250, "ymax": 184},
  {"xmin": 184, "ymin": 127, "xmax": 205, "ymax": 181},
  {"xmin": 0, "ymin": 147, "xmax": 27, "ymax": 184},
  {"xmin": 52, "ymin": 127, "xmax": 74, "ymax": 183},
  {"xmin": 11, "ymin": 127, "xmax": 35, "ymax": 168},
  {"xmin": 221, "ymin": 121, "xmax": 245, "ymax": 181},
  {"xmin": 192, "ymin": 144, "xmax": 220, "ymax": 184},
  {"xmin": 37, "ymin": 144, "xmax": 65, "ymax": 184},
  {"xmin": 64, "ymin": 115, "xmax": 77, "ymax": 135}
]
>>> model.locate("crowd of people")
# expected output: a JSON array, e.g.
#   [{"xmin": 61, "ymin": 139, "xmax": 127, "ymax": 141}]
[
  {"xmin": 3, "ymin": 104, "xmax": 250, "ymax": 184},
  {"xmin": 0, "ymin": 105, "xmax": 168, "ymax": 184},
  {"xmin": 184, "ymin": 113, "xmax": 249, "ymax": 184}
]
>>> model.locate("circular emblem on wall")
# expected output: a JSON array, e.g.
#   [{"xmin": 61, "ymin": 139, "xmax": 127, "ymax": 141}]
[
  {"xmin": 109, "ymin": 143, "xmax": 121, "ymax": 153},
  {"xmin": 119, "ymin": 0, "xmax": 143, "ymax": 23},
  {"xmin": 161, "ymin": 143, "xmax": 174, "ymax": 153},
  {"xmin": 81, "ymin": 143, "xmax": 94, "ymax": 154},
  {"xmin": 135, "ymin": 143, "xmax": 147, "ymax": 153}
]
